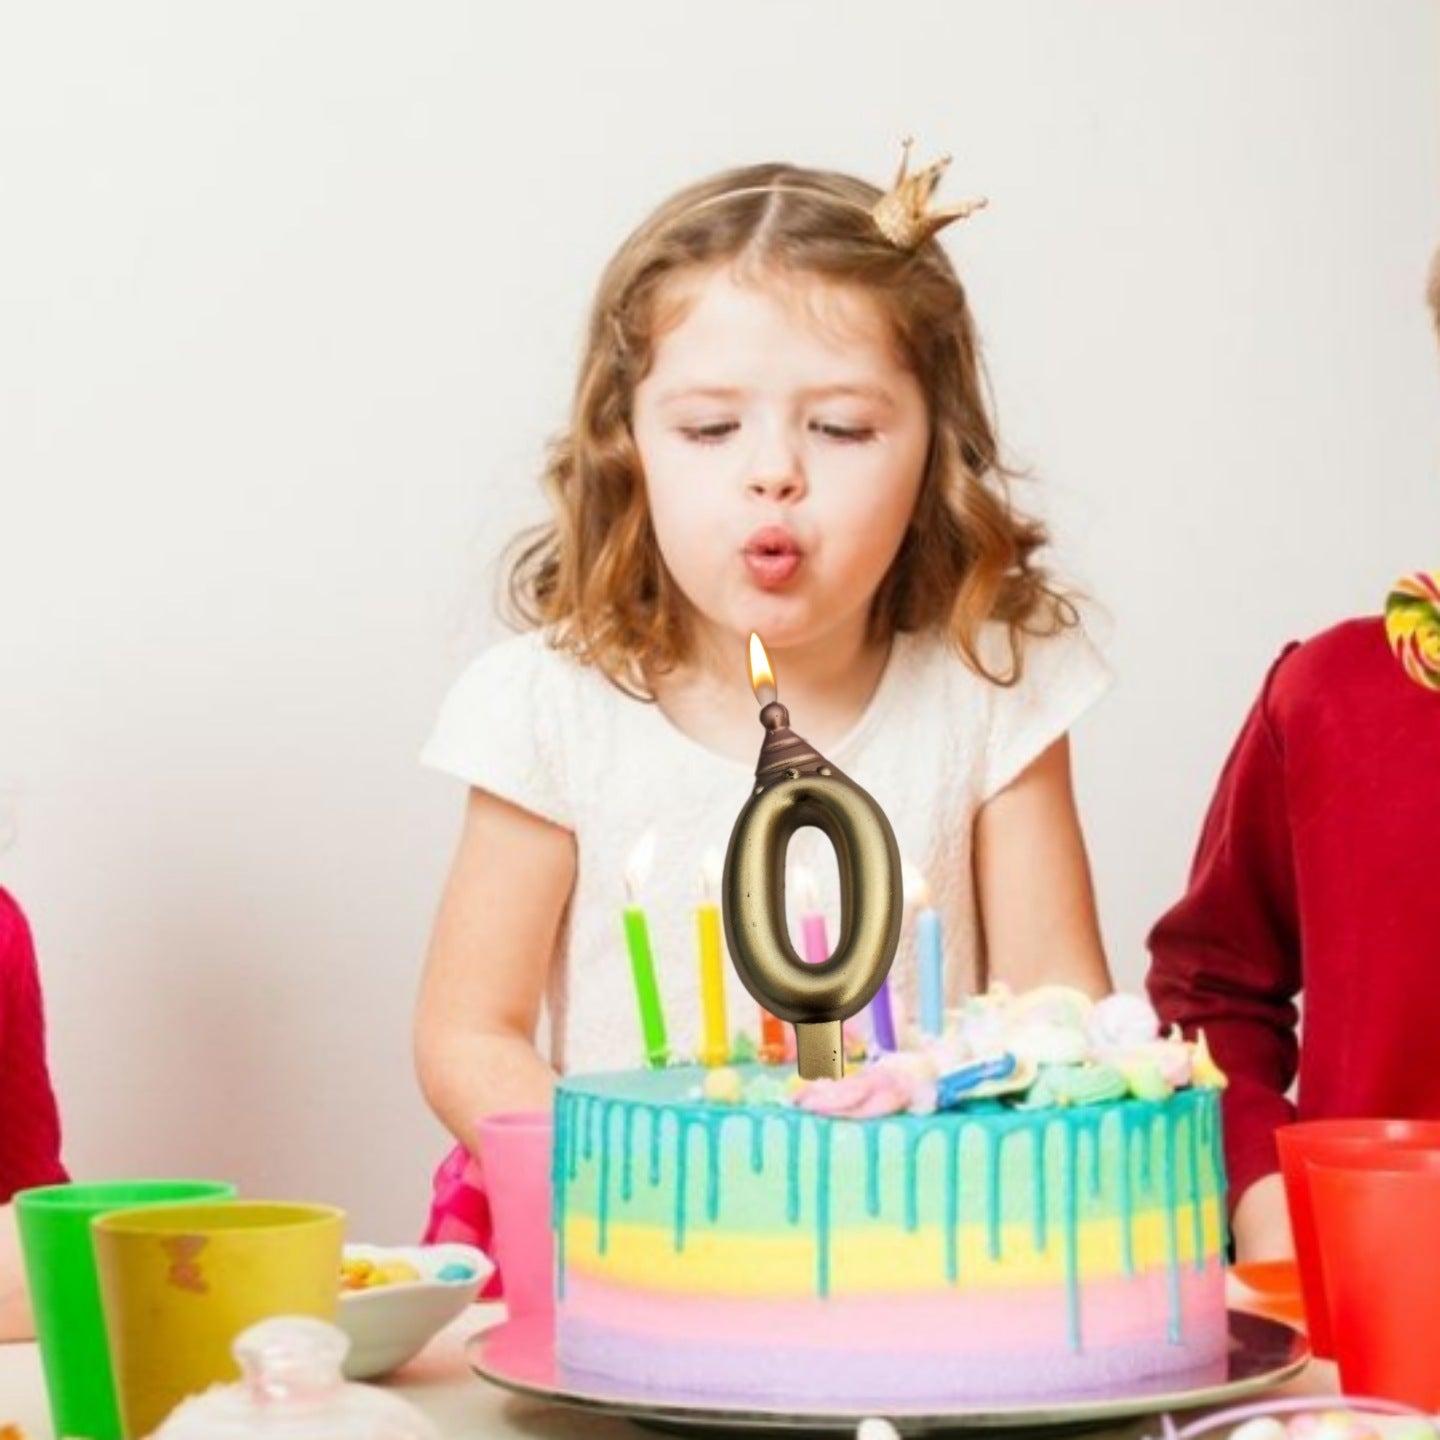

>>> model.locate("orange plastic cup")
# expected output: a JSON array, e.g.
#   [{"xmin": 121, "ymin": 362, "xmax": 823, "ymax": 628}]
[
  {"xmin": 1274, "ymin": 1118, "xmax": 1440, "ymax": 1358},
  {"xmin": 475, "ymin": 1111, "xmax": 553, "ymax": 1322},
  {"xmin": 1229, "ymin": 1258, "xmax": 1304, "ymax": 1326},
  {"xmin": 1307, "ymin": 1149, "xmax": 1440, "ymax": 1408}
]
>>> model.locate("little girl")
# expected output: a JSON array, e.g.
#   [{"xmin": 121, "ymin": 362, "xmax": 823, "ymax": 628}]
[{"xmin": 414, "ymin": 147, "xmax": 1113, "ymax": 1251}]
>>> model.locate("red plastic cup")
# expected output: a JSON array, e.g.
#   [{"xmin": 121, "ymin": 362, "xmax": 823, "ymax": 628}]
[
  {"xmin": 1307, "ymin": 1149, "xmax": 1440, "ymax": 1407},
  {"xmin": 475, "ymin": 1110, "xmax": 554, "ymax": 1323},
  {"xmin": 1274, "ymin": 1118, "xmax": 1440, "ymax": 1358}
]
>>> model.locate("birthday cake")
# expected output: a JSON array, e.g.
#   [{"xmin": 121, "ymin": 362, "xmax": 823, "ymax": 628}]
[{"xmin": 552, "ymin": 987, "xmax": 1229, "ymax": 1406}]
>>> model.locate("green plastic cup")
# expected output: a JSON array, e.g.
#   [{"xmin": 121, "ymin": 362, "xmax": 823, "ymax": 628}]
[{"xmin": 15, "ymin": 1179, "xmax": 237, "ymax": 1440}]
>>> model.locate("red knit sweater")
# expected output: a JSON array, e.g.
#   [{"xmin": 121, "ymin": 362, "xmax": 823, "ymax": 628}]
[
  {"xmin": 0, "ymin": 888, "xmax": 67, "ymax": 1202},
  {"xmin": 1147, "ymin": 617, "xmax": 1440, "ymax": 1210}
]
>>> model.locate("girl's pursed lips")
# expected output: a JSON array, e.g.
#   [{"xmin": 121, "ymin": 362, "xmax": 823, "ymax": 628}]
[{"xmin": 743, "ymin": 523, "xmax": 803, "ymax": 557}]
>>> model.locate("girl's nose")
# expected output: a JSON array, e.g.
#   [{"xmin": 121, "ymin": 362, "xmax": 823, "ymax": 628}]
[
  {"xmin": 745, "ymin": 431, "xmax": 807, "ymax": 504},
  {"xmin": 747, "ymin": 471, "xmax": 805, "ymax": 503}
]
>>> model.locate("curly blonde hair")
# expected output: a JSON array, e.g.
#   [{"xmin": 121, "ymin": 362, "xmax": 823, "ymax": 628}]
[
  {"xmin": 1428, "ymin": 246, "xmax": 1440, "ymax": 342},
  {"xmin": 506, "ymin": 161, "xmax": 1075, "ymax": 696}
]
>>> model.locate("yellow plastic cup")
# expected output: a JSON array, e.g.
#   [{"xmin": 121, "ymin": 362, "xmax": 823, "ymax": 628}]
[{"xmin": 92, "ymin": 1200, "xmax": 345, "ymax": 1439}]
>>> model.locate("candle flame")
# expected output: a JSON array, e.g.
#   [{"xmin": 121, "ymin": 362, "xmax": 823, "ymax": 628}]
[
  {"xmin": 700, "ymin": 848, "xmax": 723, "ymax": 902},
  {"xmin": 901, "ymin": 856, "xmax": 932, "ymax": 909},
  {"xmin": 793, "ymin": 861, "xmax": 820, "ymax": 913},
  {"xmin": 625, "ymin": 827, "xmax": 657, "ymax": 902},
  {"xmin": 748, "ymin": 633, "xmax": 777, "ymax": 707}
]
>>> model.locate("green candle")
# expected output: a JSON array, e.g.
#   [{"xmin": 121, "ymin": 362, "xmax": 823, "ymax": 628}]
[{"xmin": 623, "ymin": 905, "xmax": 669, "ymax": 1067}]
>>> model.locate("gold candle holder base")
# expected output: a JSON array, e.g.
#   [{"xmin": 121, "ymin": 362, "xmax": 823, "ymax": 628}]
[{"xmin": 795, "ymin": 1020, "xmax": 844, "ymax": 1081}]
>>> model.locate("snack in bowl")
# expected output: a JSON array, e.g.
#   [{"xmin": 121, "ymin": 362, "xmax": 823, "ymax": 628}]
[{"xmin": 336, "ymin": 1242, "xmax": 489, "ymax": 1379}]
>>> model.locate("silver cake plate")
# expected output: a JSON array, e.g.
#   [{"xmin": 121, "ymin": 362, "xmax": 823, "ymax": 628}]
[{"xmin": 467, "ymin": 1309, "xmax": 1309, "ymax": 1436}]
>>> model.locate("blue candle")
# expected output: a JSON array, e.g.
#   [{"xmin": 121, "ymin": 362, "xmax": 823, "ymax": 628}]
[{"xmin": 916, "ymin": 885, "xmax": 945, "ymax": 1037}]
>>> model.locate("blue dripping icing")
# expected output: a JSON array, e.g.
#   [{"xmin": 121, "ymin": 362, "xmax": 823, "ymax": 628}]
[
  {"xmin": 581, "ymin": 1096, "xmax": 596, "ymax": 1162},
  {"xmin": 648, "ymin": 1106, "xmax": 664, "ymax": 1188},
  {"xmin": 1162, "ymin": 1108, "xmax": 1182, "ymax": 1342},
  {"xmin": 673, "ymin": 1114, "xmax": 690, "ymax": 1251},
  {"xmin": 783, "ymin": 1111, "xmax": 802, "ymax": 1224},
  {"xmin": 904, "ymin": 1127, "xmax": 922, "ymax": 1231},
  {"xmin": 864, "ymin": 1125, "xmax": 882, "ymax": 1217},
  {"xmin": 985, "ymin": 1126, "xmax": 1003, "ymax": 1261},
  {"xmin": 816, "ymin": 1121, "xmax": 832, "ymax": 1296},
  {"xmin": 1186, "ymin": 1108, "xmax": 1204, "ymax": 1272},
  {"xmin": 596, "ymin": 1101, "xmax": 611, "ymax": 1256},
  {"xmin": 705, "ymin": 1113, "xmax": 722, "ymax": 1223},
  {"xmin": 552, "ymin": 1071, "xmax": 1221, "ymax": 1332},
  {"xmin": 1061, "ymin": 1118, "xmax": 1081, "ymax": 1349},
  {"xmin": 1031, "ymin": 1124, "xmax": 1049, "ymax": 1252},
  {"xmin": 566, "ymin": 1095, "xmax": 582, "ymax": 1182},
  {"xmin": 749, "ymin": 1112, "xmax": 765, "ymax": 1174},
  {"xmin": 621, "ymin": 1104, "xmax": 636, "ymax": 1202},
  {"xmin": 944, "ymin": 1124, "xmax": 961, "ymax": 1283},
  {"xmin": 1118, "ymin": 1109, "xmax": 1136, "ymax": 1275},
  {"xmin": 1204, "ymin": 1097, "xmax": 1231, "ymax": 1255}
]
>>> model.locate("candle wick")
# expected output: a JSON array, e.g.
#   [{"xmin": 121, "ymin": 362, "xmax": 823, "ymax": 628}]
[
  {"xmin": 754, "ymin": 682, "xmax": 778, "ymax": 710},
  {"xmin": 759, "ymin": 700, "xmax": 789, "ymax": 732}
]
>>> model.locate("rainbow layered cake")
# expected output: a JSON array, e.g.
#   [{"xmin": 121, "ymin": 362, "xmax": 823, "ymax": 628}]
[{"xmin": 553, "ymin": 987, "xmax": 1229, "ymax": 1406}]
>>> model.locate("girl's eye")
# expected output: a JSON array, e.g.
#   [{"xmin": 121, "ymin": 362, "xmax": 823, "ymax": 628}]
[
  {"xmin": 811, "ymin": 421, "xmax": 877, "ymax": 443},
  {"xmin": 679, "ymin": 422, "xmax": 738, "ymax": 444}
]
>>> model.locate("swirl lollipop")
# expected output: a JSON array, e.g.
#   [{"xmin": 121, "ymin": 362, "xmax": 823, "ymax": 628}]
[{"xmin": 1385, "ymin": 571, "xmax": 1440, "ymax": 693}]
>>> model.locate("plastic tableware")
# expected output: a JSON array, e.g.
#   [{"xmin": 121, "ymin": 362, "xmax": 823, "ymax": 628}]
[
  {"xmin": 150, "ymin": 1315, "xmax": 441, "ymax": 1440},
  {"xmin": 14, "ymin": 1178, "xmax": 237, "ymax": 1440},
  {"xmin": 336, "ymin": 1242, "xmax": 489, "ymax": 1378},
  {"xmin": 1307, "ymin": 1149, "xmax": 1440, "ymax": 1409},
  {"xmin": 1274, "ymin": 1117, "xmax": 1440, "ymax": 1357},
  {"xmin": 94, "ymin": 1199, "xmax": 344, "ymax": 1438},
  {"xmin": 475, "ymin": 1110, "xmax": 553, "ymax": 1322},
  {"xmin": 1229, "ymin": 1258, "xmax": 1304, "ymax": 1326}
]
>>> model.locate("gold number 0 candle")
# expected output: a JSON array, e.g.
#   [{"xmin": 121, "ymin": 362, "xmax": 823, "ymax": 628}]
[{"xmin": 722, "ymin": 634, "xmax": 902, "ymax": 1079}]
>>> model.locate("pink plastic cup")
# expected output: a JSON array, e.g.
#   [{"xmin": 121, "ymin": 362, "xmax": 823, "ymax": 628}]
[
  {"xmin": 1275, "ymin": 1118, "xmax": 1440, "ymax": 1358},
  {"xmin": 1307, "ymin": 1149, "xmax": 1440, "ymax": 1407},
  {"xmin": 475, "ymin": 1110, "xmax": 554, "ymax": 1322}
]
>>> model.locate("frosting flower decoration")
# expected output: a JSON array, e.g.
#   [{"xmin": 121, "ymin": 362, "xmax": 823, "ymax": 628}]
[{"xmin": 1384, "ymin": 571, "xmax": 1440, "ymax": 692}]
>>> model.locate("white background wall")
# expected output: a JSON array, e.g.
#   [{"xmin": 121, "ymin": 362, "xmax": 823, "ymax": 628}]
[{"xmin": 1, "ymin": 1, "xmax": 1436, "ymax": 1239}]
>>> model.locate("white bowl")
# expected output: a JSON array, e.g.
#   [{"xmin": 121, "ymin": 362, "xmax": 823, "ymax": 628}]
[{"xmin": 337, "ymin": 1242, "xmax": 491, "ymax": 1379}]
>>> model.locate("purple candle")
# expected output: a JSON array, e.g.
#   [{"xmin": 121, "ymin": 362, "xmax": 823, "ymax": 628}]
[{"xmin": 868, "ymin": 978, "xmax": 898, "ymax": 1051}]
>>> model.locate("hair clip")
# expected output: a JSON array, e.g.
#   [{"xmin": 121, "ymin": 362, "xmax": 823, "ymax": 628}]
[
  {"xmin": 1385, "ymin": 570, "xmax": 1440, "ymax": 693},
  {"xmin": 870, "ymin": 138, "xmax": 988, "ymax": 250}
]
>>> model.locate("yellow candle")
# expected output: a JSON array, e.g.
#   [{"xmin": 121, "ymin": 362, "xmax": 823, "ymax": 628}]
[{"xmin": 697, "ymin": 851, "xmax": 729, "ymax": 1066}]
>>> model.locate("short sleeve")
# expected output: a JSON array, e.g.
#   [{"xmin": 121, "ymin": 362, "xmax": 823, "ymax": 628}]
[
  {"xmin": 979, "ymin": 621, "xmax": 1113, "ymax": 800},
  {"xmin": 420, "ymin": 633, "xmax": 574, "ymax": 828}
]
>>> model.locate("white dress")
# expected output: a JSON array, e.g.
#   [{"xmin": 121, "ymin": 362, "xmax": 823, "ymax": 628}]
[{"xmin": 422, "ymin": 622, "xmax": 1111, "ymax": 1077}]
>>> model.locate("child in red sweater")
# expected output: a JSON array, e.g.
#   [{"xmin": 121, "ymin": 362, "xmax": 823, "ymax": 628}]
[
  {"xmin": 0, "ymin": 887, "xmax": 68, "ymax": 1340},
  {"xmin": 1147, "ymin": 258, "xmax": 1440, "ymax": 1263}
]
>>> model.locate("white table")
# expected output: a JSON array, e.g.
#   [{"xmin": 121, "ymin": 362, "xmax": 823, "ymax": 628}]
[{"xmin": 0, "ymin": 1301, "xmax": 1334, "ymax": 1440}]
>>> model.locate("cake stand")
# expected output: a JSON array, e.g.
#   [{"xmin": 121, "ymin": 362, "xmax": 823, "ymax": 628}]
[{"xmin": 467, "ymin": 1310, "xmax": 1308, "ymax": 1436}]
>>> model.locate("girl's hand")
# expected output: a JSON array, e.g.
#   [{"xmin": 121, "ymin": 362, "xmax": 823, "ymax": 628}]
[
  {"xmin": 0, "ymin": 1204, "xmax": 35, "ymax": 1342},
  {"xmin": 414, "ymin": 788, "xmax": 577, "ymax": 1145},
  {"xmin": 1231, "ymin": 1173, "xmax": 1295, "ymax": 1262},
  {"xmin": 973, "ymin": 736, "xmax": 1111, "ymax": 998}
]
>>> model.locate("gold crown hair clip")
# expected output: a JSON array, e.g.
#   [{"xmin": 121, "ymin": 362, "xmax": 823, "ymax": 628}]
[{"xmin": 871, "ymin": 138, "xmax": 988, "ymax": 250}]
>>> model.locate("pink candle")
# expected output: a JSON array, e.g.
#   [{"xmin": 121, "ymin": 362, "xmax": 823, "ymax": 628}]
[{"xmin": 794, "ymin": 863, "xmax": 830, "ymax": 965}]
